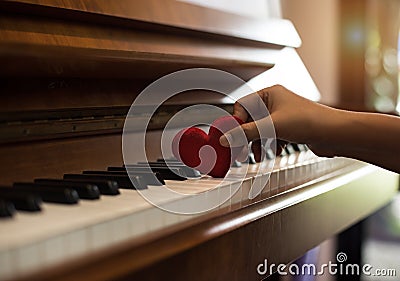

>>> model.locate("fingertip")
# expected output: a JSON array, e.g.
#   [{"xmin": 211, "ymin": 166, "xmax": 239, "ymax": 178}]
[
  {"xmin": 233, "ymin": 103, "xmax": 249, "ymax": 123},
  {"xmin": 236, "ymin": 145, "xmax": 249, "ymax": 162},
  {"xmin": 219, "ymin": 134, "xmax": 230, "ymax": 147}
]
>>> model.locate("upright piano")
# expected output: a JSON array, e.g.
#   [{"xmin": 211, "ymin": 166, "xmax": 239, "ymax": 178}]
[{"xmin": 0, "ymin": 1, "xmax": 398, "ymax": 280}]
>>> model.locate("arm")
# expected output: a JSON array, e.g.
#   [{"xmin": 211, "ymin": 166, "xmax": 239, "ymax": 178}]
[
  {"xmin": 316, "ymin": 109, "xmax": 400, "ymax": 172},
  {"xmin": 220, "ymin": 85, "xmax": 400, "ymax": 173}
]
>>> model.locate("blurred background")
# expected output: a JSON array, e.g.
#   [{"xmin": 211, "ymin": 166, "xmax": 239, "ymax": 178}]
[
  {"xmin": 183, "ymin": 1, "xmax": 400, "ymax": 280},
  {"xmin": 184, "ymin": 0, "xmax": 400, "ymax": 113}
]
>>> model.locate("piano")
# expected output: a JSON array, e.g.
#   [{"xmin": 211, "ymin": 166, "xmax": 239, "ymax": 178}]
[{"xmin": 0, "ymin": 1, "xmax": 398, "ymax": 280}]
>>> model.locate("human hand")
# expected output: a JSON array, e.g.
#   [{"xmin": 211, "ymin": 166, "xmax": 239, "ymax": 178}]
[{"xmin": 219, "ymin": 85, "xmax": 338, "ymax": 161}]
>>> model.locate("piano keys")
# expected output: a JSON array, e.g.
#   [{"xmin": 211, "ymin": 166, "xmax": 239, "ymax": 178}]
[
  {"xmin": 0, "ymin": 200, "xmax": 15, "ymax": 218},
  {"xmin": 0, "ymin": 1, "xmax": 398, "ymax": 281},
  {"xmin": 0, "ymin": 148, "xmax": 396, "ymax": 281},
  {"xmin": 34, "ymin": 179, "xmax": 120, "ymax": 196},
  {"xmin": 0, "ymin": 145, "xmax": 308, "ymax": 219},
  {"xmin": 0, "ymin": 190, "xmax": 42, "ymax": 212},
  {"xmin": 0, "ymin": 150, "xmax": 340, "ymax": 277}
]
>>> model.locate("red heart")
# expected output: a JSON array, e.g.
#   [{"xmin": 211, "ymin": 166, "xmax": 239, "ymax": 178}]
[{"xmin": 172, "ymin": 116, "xmax": 244, "ymax": 178}]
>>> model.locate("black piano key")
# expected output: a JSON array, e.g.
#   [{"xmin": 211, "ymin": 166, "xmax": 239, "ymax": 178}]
[
  {"xmin": 137, "ymin": 162, "xmax": 201, "ymax": 178},
  {"xmin": 247, "ymin": 152, "xmax": 257, "ymax": 164},
  {"xmin": 0, "ymin": 188, "xmax": 42, "ymax": 212},
  {"xmin": 291, "ymin": 143, "xmax": 308, "ymax": 151},
  {"xmin": 279, "ymin": 148, "xmax": 288, "ymax": 157},
  {"xmin": 45, "ymin": 178, "xmax": 120, "ymax": 196},
  {"xmin": 111, "ymin": 166, "xmax": 186, "ymax": 181},
  {"xmin": 265, "ymin": 148, "xmax": 276, "ymax": 160},
  {"xmin": 291, "ymin": 143, "xmax": 301, "ymax": 152},
  {"xmin": 82, "ymin": 171, "xmax": 165, "ymax": 186},
  {"xmin": 153, "ymin": 163, "xmax": 200, "ymax": 178},
  {"xmin": 34, "ymin": 179, "xmax": 100, "ymax": 200},
  {"xmin": 284, "ymin": 144, "xmax": 296, "ymax": 155},
  {"xmin": 12, "ymin": 183, "xmax": 79, "ymax": 204},
  {"xmin": 157, "ymin": 158, "xmax": 180, "ymax": 163},
  {"xmin": 300, "ymin": 144, "xmax": 309, "ymax": 151},
  {"xmin": 63, "ymin": 174, "xmax": 147, "ymax": 190},
  {"xmin": 108, "ymin": 165, "xmax": 186, "ymax": 181},
  {"xmin": 0, "ymin": 199, "xmax": 15, "ymax": 218},
  {"xmin": 231, "ymin": 160, "xmax": 242, "ymax": 167},
  {"xmin": 124, "ymin": 165, "xmax": 184, "ymax": 174}
]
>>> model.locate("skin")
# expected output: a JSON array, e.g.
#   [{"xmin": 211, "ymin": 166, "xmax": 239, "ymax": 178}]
[{"xmin": 219, "ymin": 85, "xmax": 400, "ymax": 173}]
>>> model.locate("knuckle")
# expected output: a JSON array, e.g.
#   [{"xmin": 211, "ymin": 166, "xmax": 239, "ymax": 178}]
[
  {"xmin": 271, "ymin": 84, "xmax": 285, "ymax": 91},
  {"xmin": 242, "ymin": 123, "xmax": 257, "ymax": 140}
]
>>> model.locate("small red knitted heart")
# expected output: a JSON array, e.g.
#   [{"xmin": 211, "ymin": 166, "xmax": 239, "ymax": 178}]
[{"xmin": 172, "ymin": 116, "xmax": 244, "ymax": 178}]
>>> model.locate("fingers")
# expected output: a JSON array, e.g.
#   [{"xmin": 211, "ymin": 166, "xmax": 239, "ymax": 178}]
[
  {"xmin": 233, "ymin": 101, "xmax": 249, "ymax": 123},
  {"xmin": 236, "ymin": 145, "xmax": 250, "ymax": 162},
  {"xmin": 220, "ymin": 117, "xmax": 275, "ymax": 147},
  {"xmin": 220, "ymin": 85, "xmax": 288, "ymax": 161},
  {"xmin": 219, "ymin": 121, "xmax": 259, "ymax": 147},
  {"xmin": 233, "ymin": 91, "xmax": 270, "ymax": 122}
]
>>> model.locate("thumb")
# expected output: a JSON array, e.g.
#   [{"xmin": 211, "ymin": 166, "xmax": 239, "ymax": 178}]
[
  {"xmin": 219, "ymin": 121, "xmax": 258, "ymax": 147},
  {"xmin": 219, "ymin": 117, "xmax": 275, "ymax": 147}
]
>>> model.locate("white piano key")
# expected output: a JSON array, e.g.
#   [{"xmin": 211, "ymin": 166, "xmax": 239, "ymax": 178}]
[
  {"xmin": 201, "ymin": 189, "xmax": 222, "ymax": 214},
  {"xmin": 162, "ymin": 209, "xmax": 185, "ymax": 227},
  {"xmin": 296, "ymin": 162, "xmax": 303, "ymax": 181},
  {"xmin": 241, "ymin": 177, "xmax": 254, "ymax": 201},
  {"xmin": 150, "ymin": 183, "xmax": 209, "ymax": 214},
  {"xmin": 0, "ymin": 250, "xmax": 13, "ymax": 279},
  {"xmin": 276, "ymin": 155, "xmax": 289, "ymax": 168},
  {"xmin": 109, "ymin": 215, "xmax": 133, "ymax": 244},
  {"xmin": 184, "ymin": 191, "xmax": 209, "ymax": 214},
  {"xmin": 64, "ymin": 227, "xmax": 88, "ymax": 259},
  {"xmin": 219, "ymin": 184, "xmax": 233, "ymax": 210},
  {"xmin": 144, "ymin": 207, "xmax": 168, "ymax": 231},
  {"xmin": 260, "ymin": 173, "xmax": 271, "ymax": 197},
  {"xmin": 204, "ymin": 186, "xmax": 224, "ymax": 211},
  {"xmin": 304, "ymin": 160, "xmax": 312, "ymax": 181},
  {"xmin": 44, "ymin": 234, "xmax": 66, "ymax": 266},
  {"xmin": 0, "ymin": 152, "xmax": 357, "ymax": 280},
  {"xmin": 309, "ymin": 162, "xmax": 317, "ymax": 180},
  {"xmin": 141, "ymin": 186, "xmax": 185, "ymax": 211},
  {"xmin": 127, "ymin": 210, "xmax": 148, "ymax": 237},
  {"xmin": 0, "ymin": 212, "xmax": 52, "ymax": 251},
  {"xmin": 88, "ymin": 221, "xmax": 110, "ymax": 251},
  {"xmin": 315, "ymin": 159, "xmax": 324, "ymax": 176},
  {"xmin": 230, "ymin": 181, "xmax": 243, "ymax": 207},
  {"xmin": 165, "ymin": 178, "xmax": 223, "ymax": 194},
  {"xmin": 16, "ymin": 242, "xmax": 42, "ymax": 274},
  {"xmin": 269, "ymin": 171, "xmax": 279, "ymax": 196},
  {"xmin": 286, "ymin": 166, "xmax": 295, "ymax": 188},
  {"xmin": 249, "ymin": 174, "xmax": 269, "ymax": 200},
  {"xmin": 287, "ymin": 154, "xmax": 297, "ymax": 165},
  {"xmin": 160, "ymin": 197, "xmax": 194, "ymax": 224},
  {"xmin": 278, "ymin": 169, "xmax": 286, "ymax": 191}
]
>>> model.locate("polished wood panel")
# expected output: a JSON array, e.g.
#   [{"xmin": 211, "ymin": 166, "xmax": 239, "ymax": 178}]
[
  {"xmin": 0, "ymin": 134, "xmax": 123, "ymax": 186},
  {"xmin": 1, "ymin": 0, "xmax": 301, "ymax": 47},
  {"xmin": 0, "ymin": 0, "xmax": 279, "ymax": 80},
  {"xmin": 0, "ymin": 0, "xmax": 279, "ymax": 147},
  {"xmin": 0, "ymin": 0, "xmax": 277, "ymax": 114}
]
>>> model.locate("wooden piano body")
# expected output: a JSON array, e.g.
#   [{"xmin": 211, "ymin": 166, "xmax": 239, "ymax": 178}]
[{"xmin": 0, "ymin": 1, "xmax": 398, "ymax": 280}]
